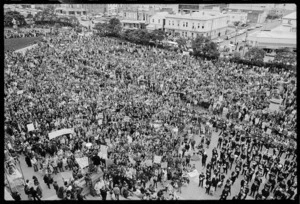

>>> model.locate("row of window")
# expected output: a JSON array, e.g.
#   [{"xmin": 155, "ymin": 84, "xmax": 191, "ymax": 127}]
[{"xmin": 167, "ymin": 20, "xmax": 205, "ymax": 29}]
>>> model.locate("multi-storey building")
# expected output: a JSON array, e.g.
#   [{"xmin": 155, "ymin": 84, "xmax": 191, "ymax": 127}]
[
  {"xmin": 248, "ymin": 11, "xmax": 296, "ymax": 51},
  {"xmin": 227, "ymin": 4, "xmax": 273, "ymax": 24},
  {"xmin": 146, "ymin": 12, "xmax": 169, "ymax": 31},
  {"xmin": 164, "ymin": 10, "xmax": 229, "ymax": 39},
  {"xmin": 225, "ymin": 11, "xmax": 248, "ymax": 25}
]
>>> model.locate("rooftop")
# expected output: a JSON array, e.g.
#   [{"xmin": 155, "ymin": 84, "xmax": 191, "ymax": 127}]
[
  {"xmin": 283, "ymin": 11, "xmax": 296, "ymax": 20},
  {"xmin": 166, "ymin": 11, "xmax": 227, "ymax": 20},
  {"xmin": 151, "ymin": 12, "xmax": 169, "ymax": 18},
  {"xmin": 249, "ymin": 30, "xmax": 296, "ymax": 39}
]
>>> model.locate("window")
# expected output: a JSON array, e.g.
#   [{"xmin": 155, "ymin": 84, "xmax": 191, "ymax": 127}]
[
  {"xmin": 158, "ymin": 19, "xmax": 160, "ymax": 24},
  {"xmin": 198, "ymin": 23, "xmax": 200, "ymax": 29},
  {"xmin": 178, "ymin": 21, "xmax": 180, "ymax": 26},
  {"xmin": 182, "ymin": 32, "xmax": 184, "ymax": 36},
  {"xmin": 172, "ymin": 21, "xmax": 174, "ymax": 26},
  {"xmin": 169, "ymin": 20, "xmax": 171, "ymax": 25},
  {"xmin": 186, "ymin": 22, "xmax": 188, "ymax": 27},
  {"xmin": 202, "ymin": 26, "xmax": 204, "ymax": 29},
  {"xmin": 183, "ymin": 22, "xmax": 185, "ymax": 27},
  {"xmin": 191, "ymin": 33, "xmax": 194, "ymax": 37},
  {"xmin": 185, "ymin": 32, "xmax": 187, "ymax": 37},
  {"xmin": 192, "ymin": 23, "xmax": 194, "ymax": 29},
  {"xmin": 152, "ymin": 19, "xmax": 154, "ymax": 23}
]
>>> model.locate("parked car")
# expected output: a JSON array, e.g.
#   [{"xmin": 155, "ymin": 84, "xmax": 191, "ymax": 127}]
[{"xmin": 247, "ymin": 26, "xmax": 255, "ymax": 31}]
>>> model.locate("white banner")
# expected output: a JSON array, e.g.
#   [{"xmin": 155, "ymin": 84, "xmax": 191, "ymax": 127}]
[
  {"xmin": 75, "ymin": 157, "xmax": 89, "ymax": 169},
  {"xmin": 48, "ymin": 128, "xmax": 74, "ymax": 140}
]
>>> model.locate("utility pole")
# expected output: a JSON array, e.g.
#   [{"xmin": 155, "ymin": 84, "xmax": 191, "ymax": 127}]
[
  {"xmin": 210, "ymin": 19, "xmax": 214, "ymax": 39},
  {"xmin": 242, "ymin": 31, "xmax": 248, "ymax": 57}
]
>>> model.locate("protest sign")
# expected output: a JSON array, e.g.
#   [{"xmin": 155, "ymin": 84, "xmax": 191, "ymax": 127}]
[
  {"xmin": 106, "ymin": 159, "xmax": 114, "ymax": 167},
  {"xmin": 161, "ymin": 162, "xmax": 168, "ymax": 169},
  {"xmin": 105, "ymin": 138, "xmax": 110, "ymax": 145},
  {"xmin": 85, "ymin": 143, "xmax": 93, "ymax": 149},
  {"xmin": 129, "ymin": 157, "xmax": 136, "ymax": 165},
  {"xmin": 266, "ymin": 129, "xmax": 272, "ymax": 135},
  {"xmin": 27, "ymin": 123, "xmax": 35, "ymax": 132},
  {"xmin": 145, "ymin": 160, "xmax": 153, "ymax": 166},
  {"xmin": 17, "ymin": 90, "xmax": 24, "ymax": 95},
  {"xmin": 100, "ymin": 145, "xmax": 108, "ymax": 157},
  {"xmin": 269, "ymin": 103, "xmax": 281, "ymax": 112},
  {"xmin": 154, "ymin": 155, "xmax": 162, "ymax": 164},
  {"xmin": 75, "ymin": 157, "xmax": 89, "ymax": 169},
  {"xmin": 127, "ymin": 136, "xmax": 133, "ymax": 144},
  {"xmin": 98, "ymin": 119, "xmax": 103, "ymax": 125},
  {"xmin": 124, "ymin": 116, "xmax": 130, "ymax": 122},
  {"xmin": 48, "ymin": 128, "xmax": 74, "ymax": 140}
]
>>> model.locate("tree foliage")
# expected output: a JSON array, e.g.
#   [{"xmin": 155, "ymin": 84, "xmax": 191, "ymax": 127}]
[
  {"xmin": 192, "ymin": 35, "xmax": 220, "ymax": 58},
  {"xmin": 4, "ymin": 11, "xmax": 27, "ymax": 27},
  {"xmin": 149, "ymin": 29, "xmax": 165, "ymax": 42},
  {"xmin": 244, "ymin": 47, "xmax": 265, "ymax": 62},
  {"xmin": 107, "ymin": 18, "xmax": 122, "ymax": 37},
  {"xmin": 176, "ymin": 37, "xmax": 187, "ymax": 49},
  {"xmin": 274, "ymin": 48, "xmax": 296, "ymax": 65}
]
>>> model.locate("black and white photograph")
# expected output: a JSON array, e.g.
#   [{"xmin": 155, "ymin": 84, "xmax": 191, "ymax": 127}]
[{"xmin": 4, "ymin": 3, "xmax": 297, "ymax": 201}]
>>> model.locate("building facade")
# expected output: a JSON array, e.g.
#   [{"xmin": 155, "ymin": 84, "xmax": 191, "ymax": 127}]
[
  {"xmin": 147, "ymin": 12, "xmax": 169, "ymax": 31},
  {"xmin": 226, "ymin": 12, "xmax": 248, "ymax": 25},
  {"xmin": 55, "ymin": 7, "xmax": 87, "ymax": 16},
  {"xmin": 227, "ymin": 4, "xmax": 272, "ymax": 24},
  {"xmin": 164, "ymin": 11, "xmax": 229, "ymax": 39}
]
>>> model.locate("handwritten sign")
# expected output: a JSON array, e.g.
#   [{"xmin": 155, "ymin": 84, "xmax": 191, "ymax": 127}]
[
  {"xmin": 17, "ymin": 90, "xmax": 24, "ymax": 95},
  {"xmin": 127, "ymin": 136, "xmax": 133, "ymax": 144},
  {"xmin": 100, "ymin": 145, "xmax": 108, "ymax": 158},
  {"xmin": 145, "ymin": 160, "xmax": 153, "ymax": 166},
  {"xmin": 75, "ymin": 157, "xmax": 89, "ymax": 169},
  {"xmin": 27, "ymin": 123, "xmax": 35, "ymax": 132},
  {"xmin": 161, "ymin": 162, "xmax": 168, "ymax": 168},
  {"xmin": 154, "ymin": 156, "xmax": 162, "ymax": 164}
]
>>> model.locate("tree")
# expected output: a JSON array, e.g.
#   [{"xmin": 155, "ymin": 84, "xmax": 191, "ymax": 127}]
[
  {"xmin": 107, "ymin": 18, "xmax": 122, "ymax": 37},
  {"xmin": 34, "ymin": 5, "xmax": 57, "ymax": 25},
  {"xmin": 176, "ymin": 37, "xmax": 187, "ymax": 49},
  {"xmin": 244, "ymin": 47, "xmax": 265, "ymax": 62},
  {"xmin": 94, "ymin": 23, "xmax": 109, "ymax": 35},
  {"xmin": 232, "ymin": 51, "xmax": 241, "ymax": 60},
  {"xmin": 192, "ymin": 35, "xmax": 219, "ymax": 58},
  {"xmin": 274, "ymin": 48, "xmax": 297, "ymax": 65},
  {"xmin": 150, "ymin": 29, "xmax": 165, "ymax": 42},
  {"xmin": 4, "ymin": 11, "xmax": 27, "ymax": 27},
  {"xmin": 26, "ymin": 13, "xmax": 33, "ymax": 19}
]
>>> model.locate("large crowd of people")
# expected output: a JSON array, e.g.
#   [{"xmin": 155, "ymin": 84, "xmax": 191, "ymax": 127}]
[{"xmin": 4, "ymin": 28, "xmax": 297, "ymax": 201}]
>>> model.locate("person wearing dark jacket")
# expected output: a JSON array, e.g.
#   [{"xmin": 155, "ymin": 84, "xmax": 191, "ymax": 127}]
[
  {"xmin": 43, "ymin": 173, "xmax": 52, "ymax": 189},
  {"xmin": 25, "ymin": 154, "xmax": 32, "ymax": 167}
]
